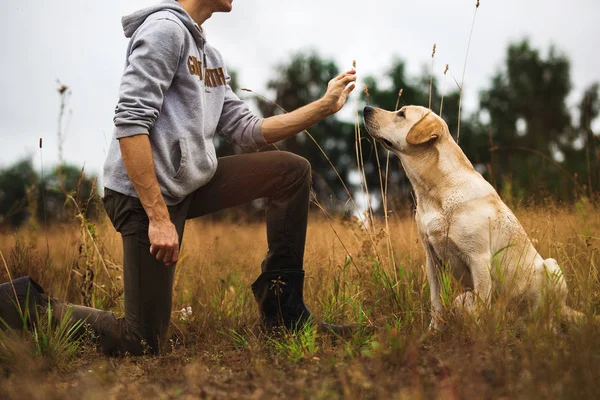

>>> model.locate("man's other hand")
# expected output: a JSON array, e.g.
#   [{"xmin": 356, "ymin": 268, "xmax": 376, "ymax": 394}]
[
  {"xmin": 149, "ymin": 219, "xmax": 179, "ymax": 267},
  {"xmin": 322, "ymin": 69, "xmax": 357, "ymax": 114}
]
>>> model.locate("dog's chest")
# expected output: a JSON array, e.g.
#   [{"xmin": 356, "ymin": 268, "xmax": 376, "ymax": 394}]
[{"xmin": 419, "ymin": 209, "xmax": 448, "ymax": 243}]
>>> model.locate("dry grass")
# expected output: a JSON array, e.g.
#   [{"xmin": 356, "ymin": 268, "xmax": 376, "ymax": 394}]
[{"xmin": 0, "ymin": 198, "xmax": 599, "ymax": 399}]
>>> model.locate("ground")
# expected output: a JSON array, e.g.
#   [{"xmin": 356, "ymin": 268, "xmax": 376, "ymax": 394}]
[{"xmin": 1, "ymin": 199, "xmax": 599, "ymax": 399}]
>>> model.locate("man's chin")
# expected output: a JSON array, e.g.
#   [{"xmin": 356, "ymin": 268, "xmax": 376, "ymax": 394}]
[{"xmin": 219, "ymin": 2, "xmax": 233, "ymax": 12}]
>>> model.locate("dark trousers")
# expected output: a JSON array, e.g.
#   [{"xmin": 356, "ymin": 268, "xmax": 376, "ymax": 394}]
[{"xmin": 92, "ymin": 151, "xmax": 311, "ymax": 355}]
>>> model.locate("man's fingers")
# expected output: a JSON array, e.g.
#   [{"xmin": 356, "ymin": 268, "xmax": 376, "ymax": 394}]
[
  {"xmin": 339, "ymin": 74, "xmax": 357, "ymax": 84},
  {"xmin": 155, "ymin": 248, "xmax": 165, "ymax": 262},
  {"xmin": 337, "ymin": 75, "xmax": 357, "ymax": 88},
  {"xmin": 343, "ymin": 83, "xmax": 356, "ymax": 96},
  {"xmin": 168, "ymin": 246, "xmax": 179, "ymax": 266},
  {"xmin": 335, "ymin": 69, "xmax": 357, "ymax": 81}
]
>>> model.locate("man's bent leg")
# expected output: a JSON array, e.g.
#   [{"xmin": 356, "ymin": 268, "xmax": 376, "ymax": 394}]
[
  {"xmin": 185, "ymin": 152, "xmax": 351, "ymax": 334},
  {"xmin": 186, "ymin": 151, "xmax": 311, "ymax": 272}
]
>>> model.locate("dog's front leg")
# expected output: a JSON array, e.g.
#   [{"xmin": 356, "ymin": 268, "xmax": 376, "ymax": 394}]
[
  {"xmin": 425, "ymin": 245, "xmax": 444, "ymax": 330},
  {"xmin": 453, "ymin": 254, "xmax": 492, "ymax": 314}
]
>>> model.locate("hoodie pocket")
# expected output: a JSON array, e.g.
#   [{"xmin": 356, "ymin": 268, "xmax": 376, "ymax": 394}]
[{"xmin": 172, "ymin": 139, "xmax": 189, "ymax": 180}]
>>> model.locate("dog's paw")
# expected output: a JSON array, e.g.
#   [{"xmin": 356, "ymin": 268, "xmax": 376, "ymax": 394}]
[
  {"xmin": 428, "ymin": 316, "xmax": 442, "ymax": 332},
  {"xmin": 452, "ymin": 292, "xmax": 478, "ymax": 314}
]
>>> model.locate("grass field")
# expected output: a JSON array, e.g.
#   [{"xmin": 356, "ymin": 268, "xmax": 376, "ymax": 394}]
[{"xmin": 0, "ymin": 198, "xmax": 599, "ymax": 399}]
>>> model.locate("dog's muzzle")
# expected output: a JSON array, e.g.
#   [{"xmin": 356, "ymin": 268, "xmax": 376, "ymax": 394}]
[{"xmin": 363, "ymin": 106, "xmax": 380, "ymax": 137}]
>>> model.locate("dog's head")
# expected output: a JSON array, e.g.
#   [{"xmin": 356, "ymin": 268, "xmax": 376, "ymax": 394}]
[{"xmin": 363, "ymin": 105, "xmax": 447, "ymax": 154}]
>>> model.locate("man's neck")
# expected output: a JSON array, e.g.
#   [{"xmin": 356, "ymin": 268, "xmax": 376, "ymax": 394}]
[{"xmin": 178, "ymin": 0, "xmax": 213, "ymax": 26}]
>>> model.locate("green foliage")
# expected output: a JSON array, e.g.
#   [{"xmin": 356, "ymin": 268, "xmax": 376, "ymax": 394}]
[
  {"xmin": 0, "ymin": 287, "xmax": 85, "ymax": 369},
  {"xmin": 1, "ymin": 40, "xmax": 598, "ymax": 229},
  {"xmin": 270, "ymin": 322, "xmax": 319, "ymax": 363},
  {"xmin": 0, "ymin": 158, "xmax": 38, "ymax": 227},
  {"xmin": 245, "ymin": 40, "xmax": 599, "ymax": 207},
  {"xmin": 32, "ymin": 302, "xmax": 85, "ymax": 367},
  {"xmin": 41, "ymin": 164, "xmax": 98, "ymax": 224},
  {"xmin": 0, "ymin": 158, "xmax": 100, "ymax": 228},
  {"xmin": 481, "ymin": 39, "xmax": 599, "ymax": 200}
]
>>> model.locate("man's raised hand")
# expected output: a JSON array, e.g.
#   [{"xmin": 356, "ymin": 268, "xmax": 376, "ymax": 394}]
[{"xmin": 321, "ymin": 69, "xmax": 357, "ymax": 114}]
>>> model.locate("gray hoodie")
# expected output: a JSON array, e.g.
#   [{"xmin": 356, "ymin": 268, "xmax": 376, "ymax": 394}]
[{"xmin": 103, "ymin": 0, "xmax": 266, "ymax": 205}]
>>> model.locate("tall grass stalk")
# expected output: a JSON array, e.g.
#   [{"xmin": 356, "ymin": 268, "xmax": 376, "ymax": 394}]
[
  {"xmin": 32, "ymin": 301, "xmax": 85, "ymax": 367},
  {"xmin": 372, "ymin": 140, "xmax": 395, "ymax": 278},
  {"xmin": 353, "ymin": 87, "xmax": 376, "ymax": 235},
  {"xmin": 375, "ymin": 88, "xmax": 408, "ymax": 283},
  {"xmin": 310, "ymin": 191, "xmax": 362, "ymax": 277},
  {"xmin": 56, "ymin": 82, "xmax": 70, "ymax": 166},
  {"xmin": 429, "ymin": 43, "xmax": 436, "ymax": 110},
  {"xmin": 440, "ymin": 64, "xmax": 449, "ymax": 116},
  {"xmin": 382, "ymin": 89, "xmax": 407, "ymax": 278},
  {"xmin": 66, "ymin": 194, "xmax": 116, "ymax": 292},
  {"xmin": 456, "ymin": 0, "xmax": 481, "ymax": 142},
  {"xmin": 39, "ymin": 138, "xmax": 50, "ymax": 258},
  {"xmin": 0, "ymin": 249, "xmax": 22, "ymax": 316}
]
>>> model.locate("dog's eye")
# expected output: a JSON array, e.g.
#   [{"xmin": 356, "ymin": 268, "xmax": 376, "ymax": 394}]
[
  {"xmin": 382, "ymin": 138, "xmax": 394, "ymax": 147},
  {"xmin": 397, "ymin": 110, "xmax": 405, "ymax": 118}
]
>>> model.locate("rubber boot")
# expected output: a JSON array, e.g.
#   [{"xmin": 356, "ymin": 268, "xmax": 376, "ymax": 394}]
[
  {"xmin": 0, "ymin": 276, "xmax": 144, "ymax": 356},
  {"xmin": 51, "ymin": 301, "xmax": 144, "ymax": 356},
  {"xmin": 251, "ymin": 270, "xmax": 355, "ymax": 337},
  {"xmin": 0, "ymin": 276, "xmax": 45, "ymax": 330}
]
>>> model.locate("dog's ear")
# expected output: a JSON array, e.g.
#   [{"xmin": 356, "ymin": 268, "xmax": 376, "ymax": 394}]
[{"xmin": 406, "ymin": 112, "xmax": 443, "ymax": 146}]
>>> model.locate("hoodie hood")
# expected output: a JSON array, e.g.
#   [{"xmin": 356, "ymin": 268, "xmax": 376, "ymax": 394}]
[{"xmin": 122, "ymin": 0, "xmax": 205, "ymax": 43}]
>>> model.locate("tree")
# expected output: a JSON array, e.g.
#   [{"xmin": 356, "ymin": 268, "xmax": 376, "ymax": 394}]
[
  {"xmin": 480, "ymin": 40, "xmax": 576, "ymax": 200},
  {"xmin": 569, "ymin": 83, "xmax": 600, "ymax": 195},
  {"xmin": 0, "ymin": 159, "xmax": 99, "ymax": 229},
  {"xmin": 254, "ymin": 51, "xmax": 358, "ymax": 205},
  {"xmin": 0, "ymin": 158, "xmax": 38, "ymax": 227},
  {"xmin": 40, "ymin": 164, "xmax": 99, "ymax": 224}
]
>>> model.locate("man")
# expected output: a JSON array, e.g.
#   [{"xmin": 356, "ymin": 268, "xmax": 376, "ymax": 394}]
[{"xmin": 49, "ymin": 0, "xmax": 357, "ymax": 355}]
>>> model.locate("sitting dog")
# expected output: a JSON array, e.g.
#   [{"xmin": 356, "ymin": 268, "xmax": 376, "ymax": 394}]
[{"xmin": 363, "ymin": 105, "xmax": 582, "ymax": 329}]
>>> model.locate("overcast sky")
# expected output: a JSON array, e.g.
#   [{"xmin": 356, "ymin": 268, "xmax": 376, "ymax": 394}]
[{"xmin": 1, "ymin": 0, "xmax": 599, "ymax": 183}]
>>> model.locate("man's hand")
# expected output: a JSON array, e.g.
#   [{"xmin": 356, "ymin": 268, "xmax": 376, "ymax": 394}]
[
  {"xmin": 321, "ymin": 69, "xmax": 357, "ymax": 114},
  {"xmin": 148, "ymin": 219, "xmax": 179, "ymax": 267},
  {"xmin": 261, "ymin": 68, "xmax": 358, "ymax": 144},
  {"xmin": 120, "ymin": 134, "xmax": 179, "ymax": 267}
]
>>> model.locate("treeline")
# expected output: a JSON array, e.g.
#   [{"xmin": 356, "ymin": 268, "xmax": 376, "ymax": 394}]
[
  {"xmin": 0, "ymin": 161, "xmax": 98, "ymax": 227},
  {"xmin": 1, "ymin": 39, "xmax": 598, "ymax": 227}
]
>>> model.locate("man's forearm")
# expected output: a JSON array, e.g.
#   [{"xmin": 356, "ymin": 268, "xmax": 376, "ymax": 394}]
[
  {"xmin": 119, "ymin": 134, "xmax": 170, "ymax": 222},
  {"xmin": 261, "ymin": 98, "xmax": 332, "ymax": 144}
]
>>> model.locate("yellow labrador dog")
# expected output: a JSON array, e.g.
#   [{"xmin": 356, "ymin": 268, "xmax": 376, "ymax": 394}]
[{"xmin": 363, "ymin": 105, "xmax": 581, "ymax": 329}]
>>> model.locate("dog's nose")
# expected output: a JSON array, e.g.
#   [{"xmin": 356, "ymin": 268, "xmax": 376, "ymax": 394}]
[{"xmin": 363, "ymin": 106, "xmax": 373, "ymax": 118}]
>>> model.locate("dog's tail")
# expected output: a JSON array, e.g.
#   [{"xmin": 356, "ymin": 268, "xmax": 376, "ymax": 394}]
[{"xmin": 541, "ymin": 258, "xmax": 599, "ymax": 324}]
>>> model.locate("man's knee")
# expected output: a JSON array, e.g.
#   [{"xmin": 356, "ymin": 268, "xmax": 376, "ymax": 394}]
[{"xmin": 276, "ymin": 152, "xmax": 311, "ymax": 184}]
